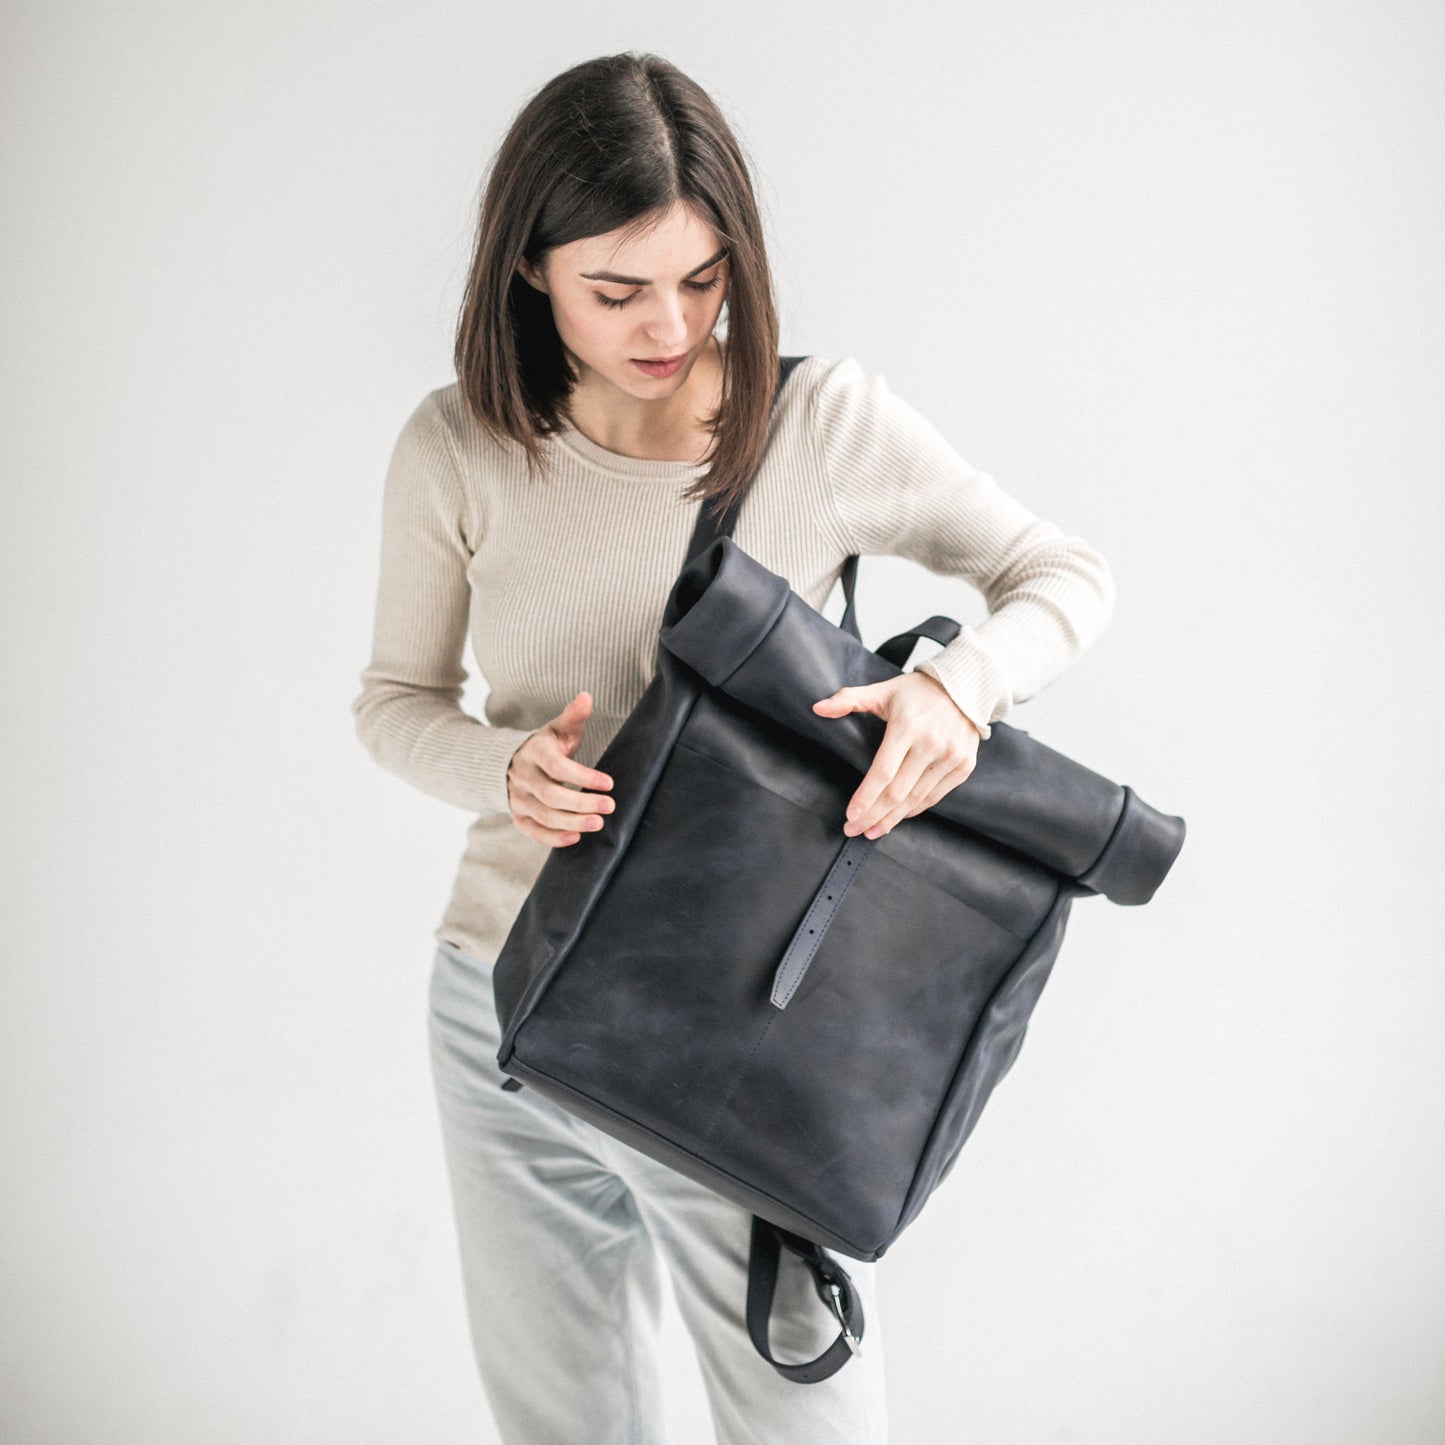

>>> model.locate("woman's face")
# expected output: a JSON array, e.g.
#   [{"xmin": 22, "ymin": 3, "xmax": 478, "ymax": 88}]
[{"xmin": 518, "ymin": 201, "xmax": 730, "ymax": 402}]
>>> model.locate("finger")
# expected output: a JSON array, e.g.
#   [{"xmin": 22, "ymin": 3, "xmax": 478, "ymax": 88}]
[
  {"xmin": 848, "ymin": 744, "xmax": 936, "ymax": 836},
  {"xmin": 533, "ymin": 742, "xmax": 613, "ymax": 793},
  {"xmin": 863, "ymin": 754, "xmax": 959, "ymax": 837},
  {"xmin": 514, "ymin": 774, "xmax": 609, "ymax": 832},
  {"xmin": 513, "ymin": 814, "xmax": 582, "ymax": 848},
  {"xmin": 843, "ymin": 728, "xmax": 936, "ymax": 832},
  {"xmin": 897, "ymin": 755, "xmax": 956, "ymax": 814},
  {"xmin": 516, "ymin": 788, "xmax": 609, "ymax": 834},
  {"xmin": 843, "ymin": 725, "xmax": 915, "ymax": 831},
  {"xmin": 861, "ymin": 795, "xmax": 914, "ymax": 839},
  {"xmin": 941, "ymin": 753, "xmax": 977, "ymax": 796},
  {"xmin": 884, "ymin": 758, "xmax": 969, "ymax": 831},
  {"xmin": 915, "ymin": 759, "xmax": 977, "ymax": 814},
  {"xmin": 904, "ymin": 751, "xmax": 977, "ymax": 818},
  {"xmin": 534, "ymin": 776, "xmax": 617, "ymax": 817},
  {"xmin": 858, "ymin": 746, "xmax": 968, "ymax": 835}
]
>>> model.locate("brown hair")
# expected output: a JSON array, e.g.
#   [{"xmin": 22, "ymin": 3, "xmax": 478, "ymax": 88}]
[{"xmin": 452, "ymin": 52, "xmax": 781, "ymax": 519}]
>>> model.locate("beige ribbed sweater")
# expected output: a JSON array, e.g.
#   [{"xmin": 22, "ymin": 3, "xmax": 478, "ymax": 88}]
[{"xmin": 352, "ymin": 355, "xmax": 1116, "ymax": 964}]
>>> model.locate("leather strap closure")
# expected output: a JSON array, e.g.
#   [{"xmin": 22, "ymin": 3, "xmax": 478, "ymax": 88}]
[{"xmin": 771, "ymin": 833, "xmax": 879, "ymax": 1009}]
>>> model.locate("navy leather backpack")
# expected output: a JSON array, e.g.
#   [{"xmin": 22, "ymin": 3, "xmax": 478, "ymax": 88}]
[{"xmin": 490, "ymin": 356, "xmax": 1187, "ymax": 1382}]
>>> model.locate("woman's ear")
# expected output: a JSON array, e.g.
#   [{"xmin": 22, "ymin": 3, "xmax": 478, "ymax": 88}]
[{"xmin": 517, "ymin": 258, "xmax": 547, "ymax": 294}]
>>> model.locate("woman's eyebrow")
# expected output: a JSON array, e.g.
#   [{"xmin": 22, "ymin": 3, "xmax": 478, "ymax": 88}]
[{"xmin": 580, "ymin": 247, "xmax": 729, "ymax": 285}]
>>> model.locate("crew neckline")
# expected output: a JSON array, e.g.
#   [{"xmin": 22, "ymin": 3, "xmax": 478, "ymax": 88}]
[{"xmin": 553, "ymin": 421, "xmax": 714, "ymax": 479}]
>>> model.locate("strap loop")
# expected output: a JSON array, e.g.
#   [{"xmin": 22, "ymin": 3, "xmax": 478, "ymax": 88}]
[{"xmin": 745, "ymin": 1216, "xmax": 866, "ymax": 1383}]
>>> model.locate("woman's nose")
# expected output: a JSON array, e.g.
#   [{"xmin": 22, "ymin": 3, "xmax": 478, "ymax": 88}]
[{"xmin": 641, "ymin": 294, "xmax": 689, "ymax": 346}]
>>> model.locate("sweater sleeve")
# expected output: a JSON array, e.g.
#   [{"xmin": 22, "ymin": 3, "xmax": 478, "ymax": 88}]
[
  {"xmin": 811, "ymin": 358, "xmax": 1116, "ymax": 740},
  {"xmin": 350, "ymin": 390, "xmax": 534, "ymax": 816}
]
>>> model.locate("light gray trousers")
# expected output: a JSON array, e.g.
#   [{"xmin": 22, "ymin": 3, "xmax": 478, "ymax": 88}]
[{"xmin": 427, "ymin": 938, "xmax": 891, "ymax": 1445}]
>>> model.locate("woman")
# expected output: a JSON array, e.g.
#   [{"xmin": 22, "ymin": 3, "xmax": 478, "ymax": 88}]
[{"xmin": 352, "ymin": 51, "xmax": 1114, "ymax": 1445}]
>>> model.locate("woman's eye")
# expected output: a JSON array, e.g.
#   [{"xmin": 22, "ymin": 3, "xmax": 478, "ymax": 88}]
[{"xmin": 594, "ymin": 276, "xmax": 724, "ymax": 310}]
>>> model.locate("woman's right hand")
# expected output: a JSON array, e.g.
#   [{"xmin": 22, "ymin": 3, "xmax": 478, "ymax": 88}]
[{"xmin": 505, "ymin": 691, "xmax": 616, "ymax": 848}]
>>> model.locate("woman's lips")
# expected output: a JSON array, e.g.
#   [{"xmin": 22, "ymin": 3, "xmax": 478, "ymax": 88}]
[{"xmin": 631, "ymin": 354, "xmax": 686, "ymax": 378}]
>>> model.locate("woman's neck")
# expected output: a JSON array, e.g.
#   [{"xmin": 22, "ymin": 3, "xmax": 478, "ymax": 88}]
[{"xmin": 565, "ymin": 335, "xmax": 725, "ymax": 463}]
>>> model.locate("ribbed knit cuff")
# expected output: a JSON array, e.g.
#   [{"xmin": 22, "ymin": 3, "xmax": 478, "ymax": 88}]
[
  {"xmin": 912, "ymin": 624, "xmax": 1011, "ymax": 741},
  {"xmin": 488, "ymin": 727, "xmax": 535, "ymax": 820},
  {"xmin": 408, "ymin": 715, "xmax": 536, "ymax": 818}
]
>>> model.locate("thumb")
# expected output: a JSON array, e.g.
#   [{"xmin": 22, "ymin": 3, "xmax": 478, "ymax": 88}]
[
  {"xmin": 813, "ymin": 686, "xmax": 861, "ymax": 716},
  {"xmin": 549, "ymin": 690, "xmax": 593, "ymax": 747},
  {"xmin": 813, "ymin": 683, "xmax": 890, "ymax": 718}
]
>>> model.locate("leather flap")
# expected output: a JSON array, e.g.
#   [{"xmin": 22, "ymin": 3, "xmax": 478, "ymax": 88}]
[{"xmin": 660, "ymin": 537, "xmax": 1186, "ymax": 904}]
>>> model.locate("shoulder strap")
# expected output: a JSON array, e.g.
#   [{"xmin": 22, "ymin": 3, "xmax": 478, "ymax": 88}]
[{"xmin": 682, "ymin": 354, "xmax": 862, "ymax": 641}]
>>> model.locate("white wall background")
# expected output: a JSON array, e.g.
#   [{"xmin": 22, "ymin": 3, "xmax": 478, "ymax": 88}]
[{"xmin": 3, "ymin": 3, "xmax": 1441, "ymax": 1441}]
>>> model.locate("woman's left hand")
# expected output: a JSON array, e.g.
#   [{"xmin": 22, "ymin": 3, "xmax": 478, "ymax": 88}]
[{"xmin": 812, "ymin": 672, "xmax": 982, "ymax": 839}]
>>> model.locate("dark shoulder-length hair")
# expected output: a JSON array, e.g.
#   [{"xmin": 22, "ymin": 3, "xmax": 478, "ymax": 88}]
[{"xmin": 453, "ymin": 52, "xmax": 781, "ymax": 518}]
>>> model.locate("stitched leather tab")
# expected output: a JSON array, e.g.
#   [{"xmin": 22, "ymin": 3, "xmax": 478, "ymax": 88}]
[{"xmin": 770, "ymin": 834, "xmax": 879, "ymax": 1009}]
